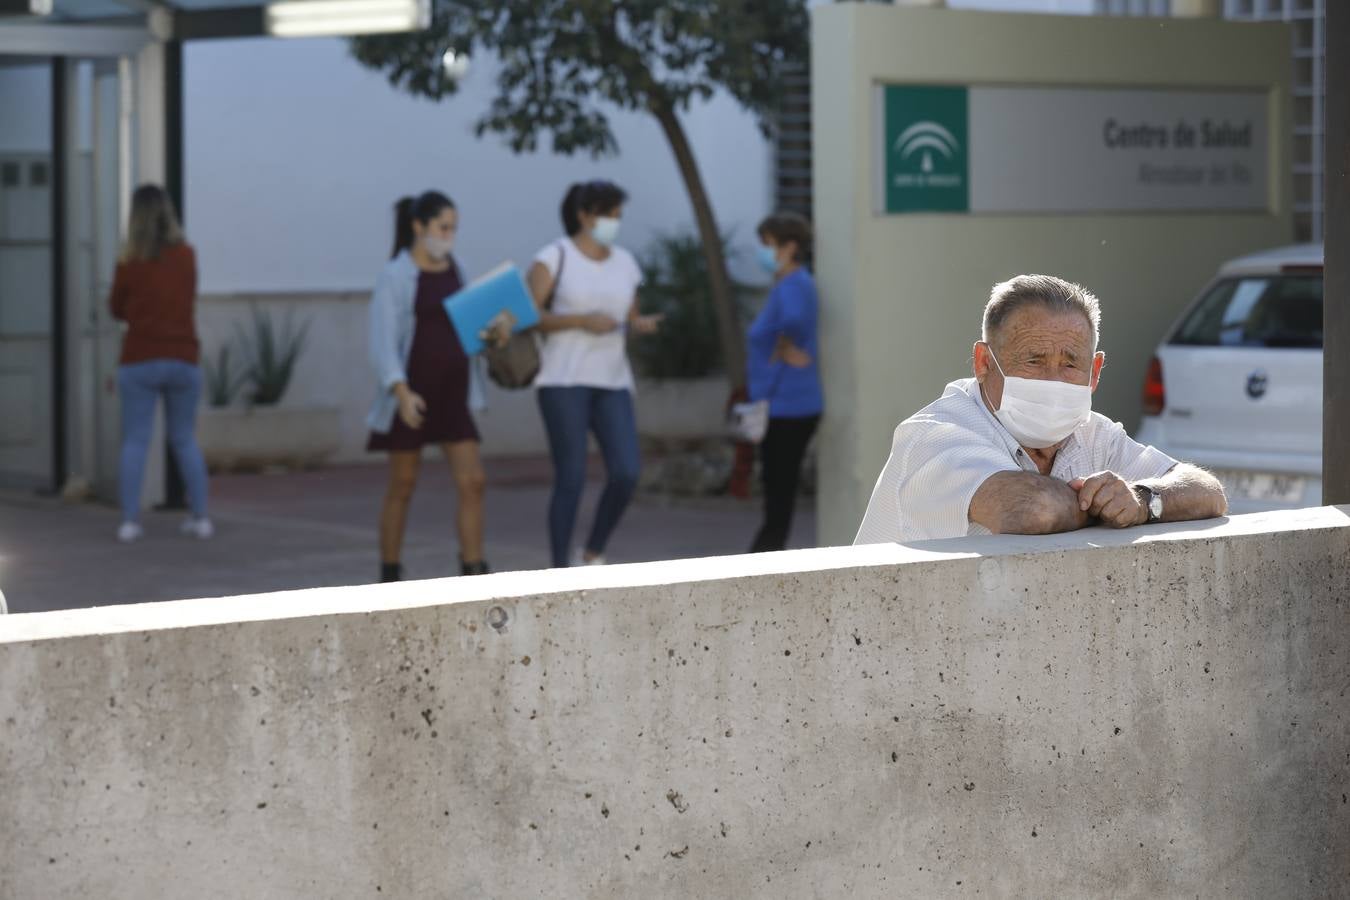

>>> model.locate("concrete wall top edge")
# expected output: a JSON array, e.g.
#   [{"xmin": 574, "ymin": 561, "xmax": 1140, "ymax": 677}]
[{"xmin": 3, "ymin": 507, "xmax": 1346, "ymax": 647}]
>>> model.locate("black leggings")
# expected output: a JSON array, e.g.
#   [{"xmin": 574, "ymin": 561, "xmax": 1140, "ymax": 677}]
[{"xmin": 750, "ymin": 415, "xmax": 820, "ymax": 553}]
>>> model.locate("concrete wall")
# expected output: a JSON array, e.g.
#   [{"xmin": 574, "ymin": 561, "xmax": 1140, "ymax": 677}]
[
  {"xmin": 197, "ymin": 293, "xmax": 731, "ymax": 462},
  {"xmin": 811, "ymin": 6, "xmax": 1294, "ymax": 545},
  {"xmin": 2, "ymin": 506, "xmax": 1347, "ymax": 897}
]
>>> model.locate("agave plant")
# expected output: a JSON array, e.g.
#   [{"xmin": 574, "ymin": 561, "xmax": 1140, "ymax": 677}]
[
  {"xmin": 234, "ymin": 306, "xmax": 310, "ymax": 407},
  {"xmin": 202, "ymin": 343, "xmax": 248, "ymax": 407}
]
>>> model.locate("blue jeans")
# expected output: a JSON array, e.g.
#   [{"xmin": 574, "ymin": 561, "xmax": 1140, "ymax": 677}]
[
  {"xmin": 118, "ymin": 360, "xmax": 210, "ymax": 523},
  {"xmin": 537, "ymin": 387, "xmax": 641, "ymax": 568}
]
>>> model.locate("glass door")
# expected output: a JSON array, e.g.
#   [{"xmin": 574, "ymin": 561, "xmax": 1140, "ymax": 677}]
[
  {"xmin": 0, "ymin": 52, "xmax": 134, "ymax": 497},
  {"xmin": 0, "ymin": 59, "xmax": 55, "ymax": 491}
]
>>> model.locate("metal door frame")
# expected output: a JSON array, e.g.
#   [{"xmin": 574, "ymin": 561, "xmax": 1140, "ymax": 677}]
[{"xmin": 1, "ymin": 23, "xmax": 151, "ymax": 494}]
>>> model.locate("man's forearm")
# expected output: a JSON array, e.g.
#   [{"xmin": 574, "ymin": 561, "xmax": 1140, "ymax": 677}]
[
  {"xmin": 1138, "ymin": 464, "xmax": 1228, "ymax": 522},
  {"xmin": 970, "ymin": 471, "xmax": 1092, "ymax": 535}
]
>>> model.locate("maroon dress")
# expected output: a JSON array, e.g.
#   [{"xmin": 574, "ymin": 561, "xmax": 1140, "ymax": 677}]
[{"xmin": 367, "ymin": 263, "xmax": 480, "ymax": 451}]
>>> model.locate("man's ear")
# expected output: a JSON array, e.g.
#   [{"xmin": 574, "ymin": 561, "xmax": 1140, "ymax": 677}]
[
  {"xmin": 973, "ymin": 341, "xmax": 990, "ymax": 381},
  {"xmin": 1090, "ymin": 351, "xmax": 1106, "ymax": 393}
]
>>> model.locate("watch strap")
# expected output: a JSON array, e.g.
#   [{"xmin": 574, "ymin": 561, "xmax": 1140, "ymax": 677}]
[{"xmin": 1135, "ymin": 484, "xmax": 1162, "ymax": 523}]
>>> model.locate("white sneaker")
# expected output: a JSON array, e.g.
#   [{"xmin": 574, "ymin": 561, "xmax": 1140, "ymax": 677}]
[
  {"xmin": 117, "ymin": 522, "xmax": 143, "ymax": 543},
  {"xmin": 180, "ymin": 517, "xmax": 215, "ymax": 540},
  {"xmin": 570, "ymin": 549, "xmax": 606, "ymax": 567}
]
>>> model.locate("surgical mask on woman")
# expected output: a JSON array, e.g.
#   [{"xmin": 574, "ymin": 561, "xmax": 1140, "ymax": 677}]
[
  {"xmin": 591, "ymin": 217, "xmax": 621, "ymax": 247},
  {"xmin": 756, "ymin": 244, "xmax": 780, "ymax": 275},
  {"xmin": 422, "ymin": 234, "xmax": 454, "ymax": 260},
  {"xmin": 984, "ymin": 345, "xmax": 1093, "ymax": 449}
]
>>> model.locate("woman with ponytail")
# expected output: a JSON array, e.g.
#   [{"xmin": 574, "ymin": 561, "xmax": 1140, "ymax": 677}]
[
  {"xmin": 526, "ymin": 181, "xmax": 661, "ymax": 568},
  {"xmin": 366, "ymin": 190, "xmax": 490, "ymax": 581}
]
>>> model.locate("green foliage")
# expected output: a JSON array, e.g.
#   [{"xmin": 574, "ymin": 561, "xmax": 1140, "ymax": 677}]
[
  {"xmin": 631, "ymin": 231, "xmax": 759, "ymax": 380},
  {"xmin": 202, "ymin": 343, "xmax": 247, "ymax": 408},
  {"xmin": 234, "ymin": 307, "xmax": 310, "ymax": 407},
  {"xmin": 349, "ymin": 0, "xmax": 810, "ymax": 157}
]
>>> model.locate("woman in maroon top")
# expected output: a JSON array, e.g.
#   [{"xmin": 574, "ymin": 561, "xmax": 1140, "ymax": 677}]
[
  {"xmin": 366, "ymin": 191, "xmax": 489, "ymax": 581},
  {"xmin": 109, "ymin": 184, "xmax": 212, "ymax": 544}
]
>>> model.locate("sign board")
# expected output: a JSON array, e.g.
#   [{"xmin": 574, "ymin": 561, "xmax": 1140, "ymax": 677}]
[{"xmin": 875, "ymin": 84, "xmax": 1270, "ymax": 214}]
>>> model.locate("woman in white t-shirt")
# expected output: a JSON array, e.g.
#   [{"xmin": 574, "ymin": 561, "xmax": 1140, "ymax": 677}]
[{"xmin": 526, "ymin": 181, "xmax": 661, "ymax": 568}]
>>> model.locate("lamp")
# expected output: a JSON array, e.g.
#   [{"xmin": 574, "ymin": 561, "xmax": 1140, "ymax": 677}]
[
  {"xmin": 441, "ymin": 48, "xmax": 469, "ymax": 82},
  {"xmin": 264, "ymin": 0, "xmax": 431, "ymax": 38},
  {"xmin": 0, "ymin": 0, "xmax": 54, "ymax": 15}
]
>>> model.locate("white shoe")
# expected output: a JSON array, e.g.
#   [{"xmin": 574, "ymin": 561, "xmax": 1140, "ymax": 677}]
[
  {"xmin": 570, "ymin": 549, "xmax": 606, "ymax": 567},
  {"xmin": 117, "ymin": 522, "xmax": 143, "ymax": 543},
  {"xmin": 180, "ymin": 517, "xmax": 215, "ymax": 540}
]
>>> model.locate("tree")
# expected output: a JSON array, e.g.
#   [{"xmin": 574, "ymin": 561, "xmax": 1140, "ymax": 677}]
[{"xmin": 350, "ymin": 0, "xmax": 810, "ymax": 388}]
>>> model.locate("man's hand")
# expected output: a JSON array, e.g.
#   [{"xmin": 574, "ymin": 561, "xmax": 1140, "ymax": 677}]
[
  {"xmin": 970, "ymin": 471, "xmax": 1092, "ymax": 535},
  {"xmin": 1069, "ymin": 471, "xmax": 1147, "ymax": 529}
]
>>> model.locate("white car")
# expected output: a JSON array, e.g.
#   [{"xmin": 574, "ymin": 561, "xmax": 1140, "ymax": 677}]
[{"xmin": 1135, "ymin": 243, "xmax": 1323, "ymax": 514}]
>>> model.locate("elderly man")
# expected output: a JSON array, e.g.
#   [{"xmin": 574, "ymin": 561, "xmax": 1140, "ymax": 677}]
[{"xmin": 855, "ymin": 275, "xmax": 1227, "ymax": 544}]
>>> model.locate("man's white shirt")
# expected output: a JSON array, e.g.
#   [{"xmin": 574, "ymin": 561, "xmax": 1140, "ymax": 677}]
[{"xmin": 854, "ymin": 378, "xmax": 1177, "ymax": 544}]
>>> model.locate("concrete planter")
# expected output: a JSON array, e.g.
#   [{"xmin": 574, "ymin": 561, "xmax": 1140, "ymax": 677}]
[
  {"xmin": 198, "ymin": 296, "xmax": 744, "ymax": 461},
  {"xmin": 632, "ymin": 376, "xmax": 819, "ymax": 499},
  {"xmin": 635, "ymin": 377, "xmax": 734, "ymax": 496},
  {"xmin": 199, "ymin": 405, "xmax": 342, "ymax": 472},
  {"xmin": 634, "ymin": 376, "xmax": 729, "ymax": 440}
]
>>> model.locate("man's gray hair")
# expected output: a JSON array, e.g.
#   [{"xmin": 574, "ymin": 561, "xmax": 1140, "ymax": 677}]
[{"xmin": 982, "ymin": 275, "xmax": 1101, "ymax": 349}]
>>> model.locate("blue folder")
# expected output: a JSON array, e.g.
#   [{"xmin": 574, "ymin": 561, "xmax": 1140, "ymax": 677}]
[{"xmin": 443, "ymin": 264, "xmax": 540, "ymax": 355}]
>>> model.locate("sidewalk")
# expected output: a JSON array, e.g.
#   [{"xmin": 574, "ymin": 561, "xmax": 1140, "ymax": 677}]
[{"xmin": 0, "ymin": 459, "xmax": 814, "ymax": 614}]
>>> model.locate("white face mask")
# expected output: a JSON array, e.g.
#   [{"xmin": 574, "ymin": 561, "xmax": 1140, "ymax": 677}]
[
  {"xmin": 422, "ymin": 233, "xmax": 453, "ymax": 260},
  {"xmin": 984, "ymin": 345, "xmax": 1093, "ymax": 450},
  {"xmin": 591, "ymin": 216, "xmax": 621, "ymax": 247}
]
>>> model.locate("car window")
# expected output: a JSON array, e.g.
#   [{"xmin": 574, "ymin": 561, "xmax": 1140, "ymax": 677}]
[{"xmin": 1172, "ymin": 275, "xmax": 1323, "ymax": 349}]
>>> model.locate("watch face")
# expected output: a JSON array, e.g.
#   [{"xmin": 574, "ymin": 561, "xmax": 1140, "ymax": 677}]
[{"xmin": 1149, "ymin": 495, "xmax": 1163, "ymax": 519}]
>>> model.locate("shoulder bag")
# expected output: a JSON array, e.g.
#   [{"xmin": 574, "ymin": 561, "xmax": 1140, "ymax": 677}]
[{"xmin": 484, "ymin": 243, "xmax": 564, "ymax": 389}]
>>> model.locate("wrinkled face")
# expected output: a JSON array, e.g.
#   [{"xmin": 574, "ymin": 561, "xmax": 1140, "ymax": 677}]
[{"xmin": 973, "ymin": 305, "xmax": 1104, "ymax": 410}]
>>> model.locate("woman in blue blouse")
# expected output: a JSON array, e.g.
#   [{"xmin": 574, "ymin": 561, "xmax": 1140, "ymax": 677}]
[{"xmin": 746, "ymin": 211, "xmax": 824, "ymax": 552}]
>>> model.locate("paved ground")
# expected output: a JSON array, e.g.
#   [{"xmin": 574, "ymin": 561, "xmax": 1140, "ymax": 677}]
[{"xmin": 0, "ymin": 458, "xmax": 814, "ymax": 614}]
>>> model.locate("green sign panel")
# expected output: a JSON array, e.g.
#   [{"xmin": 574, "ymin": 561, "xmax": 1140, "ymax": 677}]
[{"xmin": 883, "ymin": 85, "xmax": 969, "ymax": 213}]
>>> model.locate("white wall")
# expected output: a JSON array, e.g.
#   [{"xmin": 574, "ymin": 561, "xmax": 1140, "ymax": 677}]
[{"xmin": 184, "ymin": 38, "xmax": 774, "ymax": 294}]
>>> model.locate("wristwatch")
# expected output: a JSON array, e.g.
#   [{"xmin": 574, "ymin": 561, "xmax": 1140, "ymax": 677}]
[{"xmin": 1135, "ymin": 484, "xmax": 1164, "ymax": 523}]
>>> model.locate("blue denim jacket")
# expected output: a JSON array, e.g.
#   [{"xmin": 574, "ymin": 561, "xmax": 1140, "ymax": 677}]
[{"xmin": 366, "ymin": 250, "xmax": 485, "ymax": 433}]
